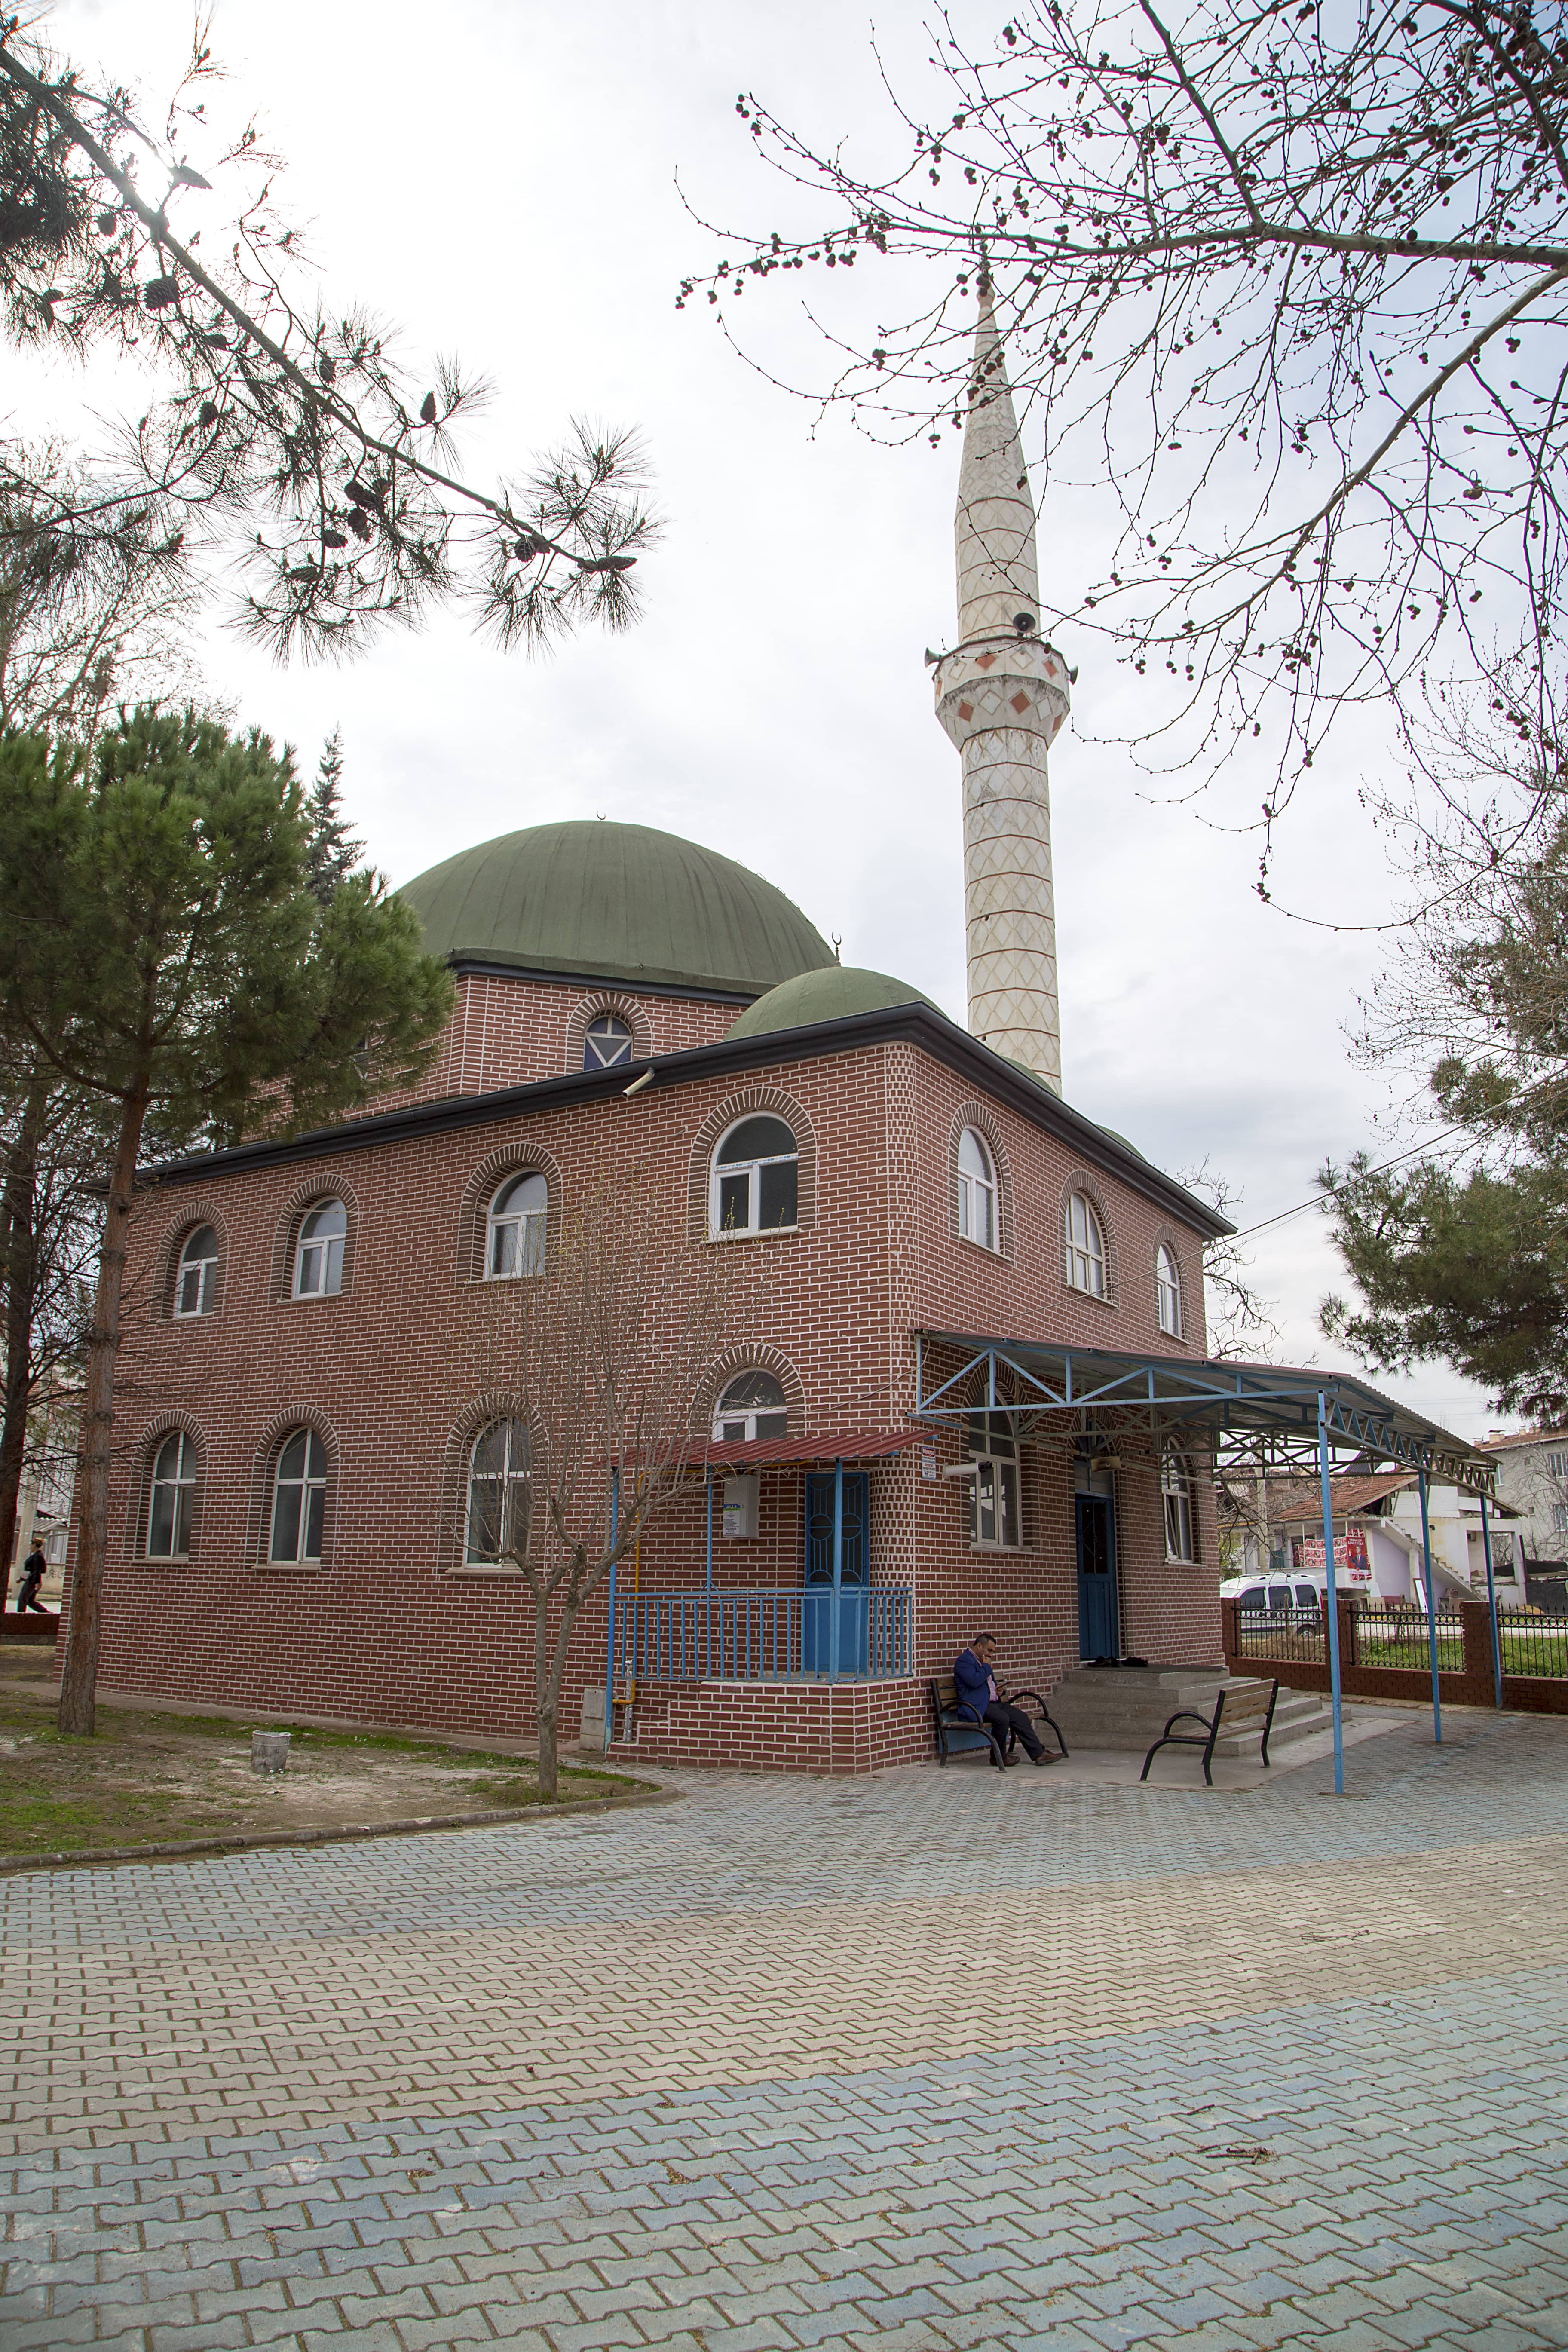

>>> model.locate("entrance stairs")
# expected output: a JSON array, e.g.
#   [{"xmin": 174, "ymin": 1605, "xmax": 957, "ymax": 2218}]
[{"xmin": 1044, "ymin": 1664, "xmax": 1341, "ymax": 1757}]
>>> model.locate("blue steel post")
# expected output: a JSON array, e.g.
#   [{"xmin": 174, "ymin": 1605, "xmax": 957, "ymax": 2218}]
[
  {"xmin": 1317, "ymin": 1391, "xmax": 1345, "ymax": 1796},
  {"xmin": 829, "ymin": 1458, "xmax": 844, "ymax": 1684},
  {"xmin": 705, "ymin": 1477, "xmax": 714, "ymax": 1676},
  {"xmin": 604, "ymin": 1467, "xmax": 620, "ymax": 1751},
  {"xmin": 1480, "ymin": 1488, "xmax": 1503, "ymax": 1709},
  {"xmin": 1417, "ymin": 1463, "xmax": 1443, "ymax": 1744}
]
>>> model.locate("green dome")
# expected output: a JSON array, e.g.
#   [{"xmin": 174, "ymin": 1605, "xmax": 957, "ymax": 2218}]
[
  {"xmin": 726, "ymin": 965, "xmax": 938, "ymax": 1038},
  {"xmin": 399, "ymin": 820, "xmax": 834, "ymax": 996}
]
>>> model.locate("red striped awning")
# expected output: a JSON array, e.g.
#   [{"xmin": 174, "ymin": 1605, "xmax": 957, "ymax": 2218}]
[{"xmin": 681, "ymin": 1428, "xmax": 927, "ymax": 1473}]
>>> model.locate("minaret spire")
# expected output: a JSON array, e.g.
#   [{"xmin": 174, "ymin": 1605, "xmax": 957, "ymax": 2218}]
[{"xmin": 934, "ymin": 282, "xmax": 1069, "ymax": 1093}]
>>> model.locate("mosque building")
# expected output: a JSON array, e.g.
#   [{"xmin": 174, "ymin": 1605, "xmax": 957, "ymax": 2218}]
[{"xmin": 82, "ymin": 299, "xmax": 1230, "ymax": 1772}]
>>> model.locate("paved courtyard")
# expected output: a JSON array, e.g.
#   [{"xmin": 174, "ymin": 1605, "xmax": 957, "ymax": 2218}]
[{"xmin": 2, "ymin": 1707, "xmax": 1567, "ymax": 2351}]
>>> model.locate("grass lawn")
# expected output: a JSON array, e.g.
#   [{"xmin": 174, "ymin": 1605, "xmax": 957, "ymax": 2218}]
[{"xmin": 0, "ymin": 1650, "xmax": 649, "ymax": 1860}]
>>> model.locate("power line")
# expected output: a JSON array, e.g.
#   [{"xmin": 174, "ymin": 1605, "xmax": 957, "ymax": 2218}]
[{"xmin": 1227, "ymin": 1126, "xmax": 1467, "ymax": 1243}]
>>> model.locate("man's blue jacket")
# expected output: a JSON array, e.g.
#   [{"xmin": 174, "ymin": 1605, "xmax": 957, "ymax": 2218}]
[{"xmin": 953, "ymin": 1648, "xmax": 998, "ymax": 1717}]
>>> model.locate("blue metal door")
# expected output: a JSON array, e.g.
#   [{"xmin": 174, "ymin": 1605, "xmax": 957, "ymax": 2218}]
[
  {"xmin": 804, "ymin": 1472, "xmax": 869, "ymax": 1674},
  {"xmin": 1075, "ymin": 1491, "xmax": 1119, "ymax": 1660}
]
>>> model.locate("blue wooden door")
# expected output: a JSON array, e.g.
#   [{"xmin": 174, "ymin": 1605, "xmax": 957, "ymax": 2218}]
[
  {"xmin": 1075, "ymin": 1491, "xmax": 1119, "ymax": 1660},
  {"xmin": 804, "ymin": 1473, "xmax": 869, "ymax": 1674}
]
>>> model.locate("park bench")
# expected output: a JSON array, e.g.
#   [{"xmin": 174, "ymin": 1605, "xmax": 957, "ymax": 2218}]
[
  {"xmin": 1140, "ymin": 1677, "xmax": 1280, "ymax": 1787},
  {"xmin": 929, "ymin": 1678, "xmax": 1069, "ymax": 1768}
]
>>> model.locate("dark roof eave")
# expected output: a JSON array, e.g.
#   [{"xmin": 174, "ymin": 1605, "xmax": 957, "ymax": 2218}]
[
  {"xmin": 446, "ymin": 952, "xmax": 760, "ymax": 1003},
  {"xmin": 137, "ymin": 1001, "xmax": 1231, "ymax": 1237}
]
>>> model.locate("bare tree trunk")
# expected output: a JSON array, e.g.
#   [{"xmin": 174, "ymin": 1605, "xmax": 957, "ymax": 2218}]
[
  {"xmin": 57, "ymin": 1091, "xmax": 143, "ymax": 1738},
  {"xmin": 0, "ymin": 1083, "xmax": 43, "ymax": 1584},
  {"xmin": 535, "ymin": 1586, "xmax": 559, "ymax": 1800}
]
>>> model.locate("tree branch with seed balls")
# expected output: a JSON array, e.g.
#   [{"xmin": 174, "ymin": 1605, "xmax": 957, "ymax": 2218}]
[{"xmin": 687, "ymin": 0, "xmax": 1568, "ymax": 881}]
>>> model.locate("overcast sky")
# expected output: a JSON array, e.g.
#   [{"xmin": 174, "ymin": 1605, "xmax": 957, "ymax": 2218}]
[{"xmin": 39, "ymin": 0, "xmax": 1511, "ymax": 1439}]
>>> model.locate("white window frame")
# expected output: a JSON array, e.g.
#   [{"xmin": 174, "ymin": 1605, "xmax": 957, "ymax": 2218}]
[
  {"xmin": 466, "ymin": 1418, "xmax": 531, "ymax": 1563},
  {"xmin": 294, "ymin": 1199, "xmax": 347, "ymax": 1298},
  {"xmin": 486, "ymin": 1172, "xmax": 547, "ymax": 1278},
  {"xmin": 1162, "ymin": 1449, "xmax": 1197, "ymax": 1562},
  {"xmin": 583, "ymin": 1014, "xmax": 634, "ymax": 1070},
  {"xmin": 1065, "ymin": 1192, "xmax": 1108, "ymax": 1298},
  {"xmin": 1549, "ymin": 1450, "xmax": 1568, "ymax": 1479},
  {"xmin": 968, "ymin": 1412, "xmax": 1021, "ymax": 1550},
  {"xmin": 956, "ymin": 1127, "xmax": 998, "ymax": 1251},
  {"xmin": 1156, "ymin": 1243, "xmax": 1183, "ymax": 1338},
  {"xmin": 710, "ymin": 1116, "xmax": 799, "ymax": 1238},
  {"xmin": 270, "ymin": 1429, "xmax": 328, "ymax": 1565},
  {"xmin": 174, "ymin": 1225, "xmax": 220, "ymax": 1318},
  {"xmin": 712, "ymin": 1371, "xmax": 789, "ymax": 1443},
  {"xmin": 147, "ymin": 1431, "xmax": 197, "ymax": 1559}
]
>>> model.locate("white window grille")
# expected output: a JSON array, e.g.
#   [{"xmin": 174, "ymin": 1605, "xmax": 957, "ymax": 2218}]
[
  {"xmin": 711, "ymin": 1116, "xmax": 798, "ymax": 1237},
  {"xmin": 1549, "ymin": 1450, "xmax": 1568, "ymax": 1479},
  {"xmin": 584, "ymin": 1015, "xmax": 634, "ymax": 1070},
  {"xmin": 175, "ymin": 1225, "xmax": 220, "ymax": 1317},
  {"xmin": 713, "ymin": 1371, "xmax": 788, "ymax": 1442},
  {"xmin": 1162, "ymin": 1449, "xmax": 1197, "ymax": 1562},
  {"xmin": 968, "ymin": 1412, "xmax": 1020, "ymax": 1549},
  {"xmin": 1156, "ymin": 1243, "xmax": 1182, "ymax": 1338},
  {"xmin": 1065, "ymin": 1192, "xmax": 1107, "ymax": 1297},
  {"xmin": 466, "ymin": 1418, "xmax": 531, "ymax": 1562},
  {"xmin": 294, "ymin": 1199, "xmax": 346, "ymax": 1298},
  {"xmin": 956, "ymin": 1127, "xmax": 998, "ymax": 1250},
  {"xmin": 147, "ymin": 1432, "xmax": 197, "ymax": 1558},
  {"xmin": 487, "ymin": 1172, "xmax": 547, "ymax": 1277},
  {"xmin": 270, "ymin": 1430, "xmax": 328, "ymax": 1564}
]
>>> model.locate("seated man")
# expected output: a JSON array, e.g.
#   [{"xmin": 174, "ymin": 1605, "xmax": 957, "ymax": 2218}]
[{"xmin": 953, "ymin": 1632, "xmax": 1051, "ymax": 1767}]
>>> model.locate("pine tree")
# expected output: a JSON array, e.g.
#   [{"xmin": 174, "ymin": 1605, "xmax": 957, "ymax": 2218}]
[
  {"xmin": 0, "ymin": 706, "xmax": 453, "ymax": 1733},
  {"xmin": 304, "ymin": 729, "xmax": 363, "ymax": 905}
]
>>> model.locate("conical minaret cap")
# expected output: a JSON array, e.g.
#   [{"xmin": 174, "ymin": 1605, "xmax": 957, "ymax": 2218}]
[{"xmin": 955, "ymin": 284, "xmax": 1041, "ymax": 643}]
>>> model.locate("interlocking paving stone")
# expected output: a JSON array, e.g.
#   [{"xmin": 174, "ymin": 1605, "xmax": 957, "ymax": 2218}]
[{"xmin": 1, "ymin": 1710, "xmax": 1565, "ymax": 2347}]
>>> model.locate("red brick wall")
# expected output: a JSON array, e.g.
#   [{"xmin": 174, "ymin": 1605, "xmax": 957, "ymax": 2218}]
[
  {"xmin": 377, "ymin": 971, "xmax": 741, "ymax": 1109},
  {"xmin": 80, "ymin": 1004, "xmax": 1224, "ymax": 1760}
]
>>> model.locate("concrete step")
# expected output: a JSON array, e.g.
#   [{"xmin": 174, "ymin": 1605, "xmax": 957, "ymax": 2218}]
[{"xmin": 1042, "ymin": 1665, "xmax": 1339, "ymax": 1754}]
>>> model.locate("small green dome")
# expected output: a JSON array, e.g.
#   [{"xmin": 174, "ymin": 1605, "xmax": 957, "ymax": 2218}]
[
  {"xmin": 399, "ymin": 820, "xmax": 833, "ymax": 996},
  {"xmin": 727, "ymin": 965, "xmax": 938, "ymax": 1039}
]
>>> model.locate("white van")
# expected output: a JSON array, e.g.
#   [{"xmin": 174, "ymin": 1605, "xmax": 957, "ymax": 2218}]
[{"xmin": 1219, "ymin": 1571, "xmax": 1326, "ymax": 1617}]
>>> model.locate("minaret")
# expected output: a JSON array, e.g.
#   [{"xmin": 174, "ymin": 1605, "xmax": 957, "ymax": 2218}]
[{"xmin": 934, "ymin": 284, "xmax": 1070, "ymax": 1093}]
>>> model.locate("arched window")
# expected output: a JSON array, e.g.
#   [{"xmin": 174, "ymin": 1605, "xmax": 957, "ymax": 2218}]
[
  {"xmin": 175, "ymin": 1225, "xmax": 220, "ymax": 1317},
  {"xmin": 1162, "ymin": 1449, "xmax": 1196, "ymax": 1562},
  {"xmin": 956, "ymin": 1127, "xmax": 998, "ymax": 1250},
  {"xmin": 1156, "ymin": 1243, "xmax": 1183, "ymax": 1338},
  {"xmin": 1065, "ymin": 1192, "xmax": 1107, "ymax": 1298},
  {"xmin": 147, "ymin": 1432, "xmax": 197, "ymax": 1558},
  {"xmin": 487, "ymin": 1172, "xmax": 547, "ymax": 1277},
  {"xmin": 584, "ymin": 1015, "xmax": 634, "ymax": 1070},
  {"xmin": 711, "ymin": 1116, "xmax": 798, "ymax": 1236},
  {"xmin": 713, "ymin": 1371, "xmax": 789, "ymax": 1442},
  {"xmin": 466, "ymin": 1418, "xmax": 531, "ymax": 1562},
  {"xmin": 294, "ymin": 1199, "xmax": 347, "ymax": 1298},
  {"xmin": 270, "ymin": 1429, "xmax": 329, "ymax": 1564}
]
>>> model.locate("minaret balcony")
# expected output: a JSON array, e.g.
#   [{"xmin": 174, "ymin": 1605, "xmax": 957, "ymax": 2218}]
[{"xmin": 934, "ymin": 633, "xmax": 1071, "ymax": 754}]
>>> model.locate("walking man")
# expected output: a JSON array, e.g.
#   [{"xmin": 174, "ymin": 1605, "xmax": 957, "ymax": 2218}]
[{"xmin": 13, "ymin": 1536, "xmax": 49, "ymax": 1614}]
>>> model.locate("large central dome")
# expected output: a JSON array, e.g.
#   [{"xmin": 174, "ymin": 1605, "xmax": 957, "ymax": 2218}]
[{"xmin": 399, "ymin": 820, "xmax": 834, "ymax": 997}]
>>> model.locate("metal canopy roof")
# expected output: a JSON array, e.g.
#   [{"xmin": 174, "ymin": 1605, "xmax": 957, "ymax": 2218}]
[
  {"xmin": 680, "ymin": 1429, "xmax": 925, "ymax": 1475},
  {"xmin": 914, "ymin": 1331, "xmax": 1495, "ymax": 1494}
]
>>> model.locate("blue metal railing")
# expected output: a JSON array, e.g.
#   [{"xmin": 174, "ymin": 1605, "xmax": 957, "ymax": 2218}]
[{"xmin": 612, "ymin": 1586, "xmax": 912, "ymax": 1683}]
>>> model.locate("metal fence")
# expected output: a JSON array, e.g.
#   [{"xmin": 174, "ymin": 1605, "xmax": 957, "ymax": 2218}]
[
  {"xmin": 611, "ymin": 1586, "xmax": 913, "ymax": 1684},
  {"xmin": 1353, "ymin": 1603, "xmax": 1464, "ymax": 1672},
  {"xmin": 1497, "ymin": 1612, "xmax": 1568, "ymax": 1679},
  {"xmin": 1229, "ymin": 1604, "xmax": 1326, "ymax": 1665}
]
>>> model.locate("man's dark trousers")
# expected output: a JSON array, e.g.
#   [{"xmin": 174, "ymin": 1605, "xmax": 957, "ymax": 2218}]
[{"xmin": 984, "ymin": 1700, "xmax": 1043, "ymax": 1763}]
